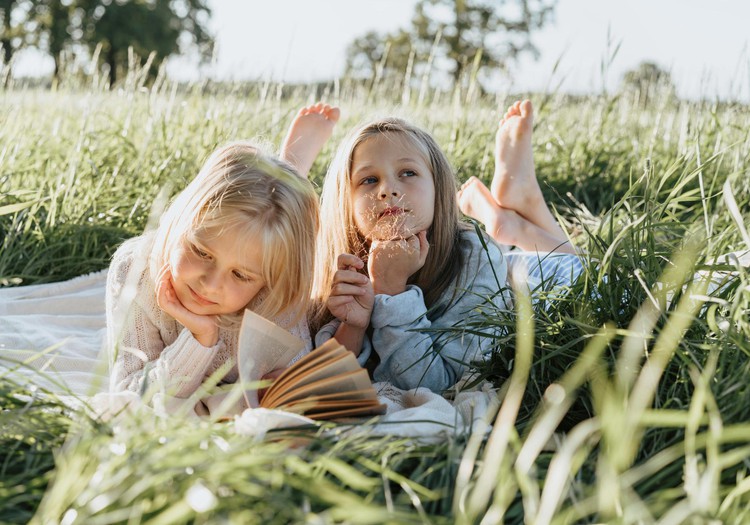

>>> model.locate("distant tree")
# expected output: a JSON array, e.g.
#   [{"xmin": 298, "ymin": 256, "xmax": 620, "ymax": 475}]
[
  {"xmin": 346, "ymin": 29, "xmax": 415, "ymax": 80},
  {"xmin": 0, "ymin": 0, "xmax": 43, "ymax": 70},
  {"xmin": 2, "ymin": 0, "xmax": 212, "ymax": 85},
  {"xmin": 620, "ymin": 61, "xmax": 677, "ymax": 104},
  {"xmin": 80, "ymin": 0, "xmax": 213, "ymax": 85},
  {"xmin": 345, "ymin": 0, "xmax": 556, "ymax": 87},
  {"xmin": 32, "ymin": 0, "xmax": 75, "ymax": 78},
  {"xmin": 621, "ymin": 61, "xmax": 674, "ymax": 91},
  {"xmin": 0, "ymin": 0, "xmax": 20, "ymax": 65}
]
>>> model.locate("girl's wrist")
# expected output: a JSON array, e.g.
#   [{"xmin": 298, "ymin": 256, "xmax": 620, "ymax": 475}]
[
  {"xmin": 372, "ymin": 277, "xmax": 407, "ymax": 296},
  {"xmin": 334, "ymin": 323, "xmax": 365, "ymax": 356},
  {"xmin": 193, "ymin": 329, "xmax": 219, "ymax": 348},
  {"xmin": 341, "ymin": 313, "xmax": 368, "ymax": 330}
]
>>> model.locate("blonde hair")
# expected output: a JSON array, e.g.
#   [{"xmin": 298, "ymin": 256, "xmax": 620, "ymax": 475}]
[
  {"xmin": 311, "ymin": 118, "xmax": 470, "ymax": 330},
  {"xmin": 151, "ymin": 141, "xmax": 319, "ymax": 325}
]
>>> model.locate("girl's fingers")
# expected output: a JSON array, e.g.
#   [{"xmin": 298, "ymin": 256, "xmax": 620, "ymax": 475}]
[
  {"xmin": 158, "ymin": 275, "xmax": 175, "ymax": 301},
  {"xmin": 337, "ymin": 253, "xmax": 364, "ymax": 270},
  {"xmin": 331, "ymin": 282, "xmax": 368, "ymax": 297},
  {"xmin": 156, "ymin": 263, "xmax": 172, "ymax": 283},
  {"xmin": 156, "ymin": 265, "xmax": 176, "ymax": 299},
  {"xmin": 156, "ymin": 273, "xmax": 169, "ymax": 301},
  {"xmin": 405, "ymin": 235, "xmax": 420, "ymax": 251},
  {"xmin": 328, "ymin": 296, "xmax": 354, "ymax": 309},
  {"xmin": 417, "ymin": 230, "xmax": 430, "ymax": 264},
  {"xmin": 157, "ymin": 281, "xmax": 176, "ymax": 311},
  {"xmin": 333, "ymin": 268, "xmax": 369, "ymax": 286}
]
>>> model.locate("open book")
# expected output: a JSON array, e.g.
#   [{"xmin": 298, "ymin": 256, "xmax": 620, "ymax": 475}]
[{"xmin": 237, "ymin": 309, "xmax": 386, "ymax": 420}]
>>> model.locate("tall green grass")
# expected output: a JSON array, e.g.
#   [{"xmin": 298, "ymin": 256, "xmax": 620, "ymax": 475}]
[{"xmin": 1, "ymin": 68, "xmax": 749, "ymax": 523}]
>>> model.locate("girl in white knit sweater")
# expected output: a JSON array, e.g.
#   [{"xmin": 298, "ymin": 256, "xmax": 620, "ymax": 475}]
[{"xmin": 107, "ymin": 104, "xmax": 340, "ymax": 400}]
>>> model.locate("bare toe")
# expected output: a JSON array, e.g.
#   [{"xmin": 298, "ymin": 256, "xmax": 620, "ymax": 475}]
[
  {"xmin": 326, "ymin": 106, "xmax": 341, "ymax": 122},
  {"xmin": 281, "ymin": 101, "xmax": 340, "ymax": 178},
  {"xmin": 507, "ymin": 101, "xmax": 522, "ymax": 118},
  {"xmin": 520, "ymin": 99, "xmax": 533, "ymax": 118}
]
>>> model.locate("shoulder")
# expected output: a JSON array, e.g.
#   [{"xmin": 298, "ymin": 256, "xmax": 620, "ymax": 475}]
[
  {"xmin": 108, "ymin": 233, "xmax": 155, "ymax": 296},
  {"xmin": 454, "ymin": 226, "xmax": 507, "ymax": 288},
  {"xmin": 458, "ymin": 227, "xmax": 504, "ymax": 264}
]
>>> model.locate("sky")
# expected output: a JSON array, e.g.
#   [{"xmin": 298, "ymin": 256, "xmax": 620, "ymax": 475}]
[{"xmin": 14, "ymin": 0, "xmax": 750, "ymax": 101}]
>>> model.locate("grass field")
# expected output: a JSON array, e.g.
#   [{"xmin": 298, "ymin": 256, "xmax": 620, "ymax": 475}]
[{"xmin": 1, "ymin": 68, "xmax": 750, "ymax": 524}]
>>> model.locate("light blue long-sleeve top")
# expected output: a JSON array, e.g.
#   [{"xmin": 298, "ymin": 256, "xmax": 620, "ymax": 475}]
[{"xmin": 316, "ymin": 230, "xmax": 509, "ymax": 392}]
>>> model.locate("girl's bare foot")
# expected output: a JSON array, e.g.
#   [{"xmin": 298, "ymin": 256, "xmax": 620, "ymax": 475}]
[
  {"xmin": 491, "ymin": 100, "xmax": 540, "ymax": 209},
  {"xmin": 458, "ymin": 176, "xmax": 576, "ymax": 253},
  {"xmin": 491, "ymin": 99, "xmax": 567, "ymax": 240},
  {"xmin": 457, "ymin": 176, "xmax": 522, "ymax": 248},
  {"xmin": 281, "ymin": 102, "xmax": 340, "ymax": 178}
]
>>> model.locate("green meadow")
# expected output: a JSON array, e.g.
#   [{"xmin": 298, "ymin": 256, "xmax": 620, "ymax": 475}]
[{"xmin": 1, "ymin": 67, "xmax": 750, "ymax": 524}]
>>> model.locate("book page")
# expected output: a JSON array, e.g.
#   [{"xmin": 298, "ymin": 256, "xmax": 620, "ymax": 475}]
[
  {"xmin": 249, "ymin": 336, "xmax": 384, "ymax": 420},
  {"xmin": 237, "ymin": 309, "xmax": 306, "ymax": 408},
  {"xmin": 266, "ymin": 340, "xmax": 347, "ymax": 395},
  {"xmin": 266, "ymin": 368, "xmax": 374, "ymax": 408},
  {"xmin": 283, "ymin": 389, "xmax": 379, "ymax": 406},
  {"xmin": 262, "ymin": 347, "xmax": 356, "ymax": 407}
]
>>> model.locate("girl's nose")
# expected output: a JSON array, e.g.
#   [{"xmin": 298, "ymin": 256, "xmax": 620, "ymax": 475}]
[
  {"xmin": 200, "ymin": 268, "xmax": 222, "ymax": 291},
  {"xmin": 379, "ymin": 183, "xmax": 399, "ymax": 199}
]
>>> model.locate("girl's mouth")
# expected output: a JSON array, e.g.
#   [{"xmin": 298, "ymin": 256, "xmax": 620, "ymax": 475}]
[
  {"xmin": 189, "ymin": 286, "xmax": 217, "ymax": 306},
  {"xmin": 378, "ymin": 206, "xmax": 405, "ymax": 219}
]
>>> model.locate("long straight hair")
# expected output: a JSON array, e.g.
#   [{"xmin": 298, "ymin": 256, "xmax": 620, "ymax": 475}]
[{"xmin": 311, "ymin": 118, "xmax": 470, "ymax": 331}]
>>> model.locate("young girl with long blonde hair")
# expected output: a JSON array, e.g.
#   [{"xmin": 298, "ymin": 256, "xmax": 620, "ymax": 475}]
[
  {"xmin": 311, "ymin": 116, "xmax": 508, "ymax": 392},
  {"xmin": 311, "ymin": 100, "xmax": 584, "ymax": 393},
  {"xmin": 108, "ymin": 104, "xmax": 339, "ymax": 399}
]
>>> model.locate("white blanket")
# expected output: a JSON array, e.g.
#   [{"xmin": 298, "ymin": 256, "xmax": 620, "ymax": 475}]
[
  {"xmin": 0, "ymin": 271, "xmax": 110, "ymax": 395},
  {"xmin": 0, "ymin": 271, "xmax": 497, "ymax": 439}
]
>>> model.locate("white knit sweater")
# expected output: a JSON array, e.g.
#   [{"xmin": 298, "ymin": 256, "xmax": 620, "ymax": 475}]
[{"xmin": 106, "ymin": 235, "xmax": 312, "ymax": 398}]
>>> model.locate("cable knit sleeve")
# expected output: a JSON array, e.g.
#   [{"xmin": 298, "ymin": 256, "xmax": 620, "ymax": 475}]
[
  {"xmin": 106, "ymin": 237, "xmax": 222, "ymax": 398},
  {"xmin": 369, "ymin": 232, "xmax": 508, "ymax": 392}
]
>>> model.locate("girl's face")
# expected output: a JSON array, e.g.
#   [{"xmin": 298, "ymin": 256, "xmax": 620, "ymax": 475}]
[
  {"xmin": 169, "ymin": 223, "xmax": 266, "ymax": 316},
  {"xmin": 350, "ymin": 132, "xmax": 435, "ymax": 241}
]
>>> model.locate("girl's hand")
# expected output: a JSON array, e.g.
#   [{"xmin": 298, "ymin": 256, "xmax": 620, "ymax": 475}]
[
  {"xmin": 368, "ymin": 230, "xmax": 429, "ymax": 296},
  {"xmin": 327, "ymin": 254, "xmax": 374, "ymax": 329},
  {"xmin": 156, "ymin": 265, "xmax": 219, "ymax": 347}
]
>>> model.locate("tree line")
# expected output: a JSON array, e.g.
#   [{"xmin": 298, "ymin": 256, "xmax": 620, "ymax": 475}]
[
  {"xmin": 0, "ymin": 0, "xmax": 212, "ymax": 84},
  {"xmin": 1, "ymin": 0, "xmax": 562, "ymax": 89},
  {"xmin": 346, "ymin": 0, "xmax": 556, "ymax": 90},
  {"xmin": 0, "ymin": 0, "xmax": 675, "ymax": 98}
]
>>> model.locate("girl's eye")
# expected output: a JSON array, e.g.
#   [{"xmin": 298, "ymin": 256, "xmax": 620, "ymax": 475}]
[
  {"xmin": 360, "ymin": 176, "xmax": 377, "ymax": 185},
  {"xmin": 191, "ymin": 244, "xmax": 211, "ymax": 260},
  {"xmin": 401, "ymin": 170, "xmax": 417, "ymax": 178},
  {"xmin": 233, "ymin": 270, "xmax": 252, "ymax": 282}
]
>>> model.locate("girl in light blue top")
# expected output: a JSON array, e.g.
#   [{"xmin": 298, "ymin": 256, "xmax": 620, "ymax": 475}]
[
  {"xmin": 310, "ymin": 115, "xmax": 508, "ymax": 393},
  {"xmin": 311, "ymin": 99, "xmax": 581, "ymax": 393}
]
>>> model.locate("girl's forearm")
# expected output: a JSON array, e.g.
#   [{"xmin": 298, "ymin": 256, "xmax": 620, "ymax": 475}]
[{"xmin": 333, "ymin": 322, "xmax": 367, "ymax": 357}]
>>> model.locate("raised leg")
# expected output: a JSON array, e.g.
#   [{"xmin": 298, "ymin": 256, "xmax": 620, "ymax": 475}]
[
  {"xmin": 491, "ymin": 99, "xmax": 567, "ymax": 241},
  {"xmin": 280, "ymin": 102, "xmax": 340, "ymax": 178}
]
